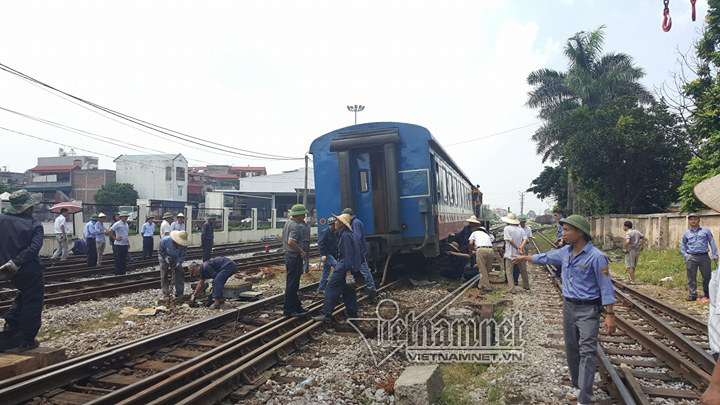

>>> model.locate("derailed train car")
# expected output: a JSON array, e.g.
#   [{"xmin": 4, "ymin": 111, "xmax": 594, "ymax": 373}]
[{"xmin": 310, "ymin": 122, "xmax": 477, "ymax": 274}]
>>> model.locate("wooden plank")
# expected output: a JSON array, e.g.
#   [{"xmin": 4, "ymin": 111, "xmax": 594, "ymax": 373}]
[
  {"xmin": 134, "ymin": 360, "xmax": 178, "ymax": 371},
  {"xmin": 602, "ymin": 347, "xmax": 652, "ymax": 357},
  {"xmin": 641, "ymin": 386, "xmax": 699, "ymax": 399},
  {"xmin": 92, "ymin": 373, "xmax": 142, "ymax": 388},
  {"xmin": 188, "ymin": 339, "xmax": 223, "ymax": 347},
  {"xmin": 22, "ymin": 346, "xmax": 67, "ymax": 368},
  {"xmin": 287, "ymin": 359, "xmax": 321, "ymax": 368},
  {"xmin": 628, "ymin": 369, "xmax": 677, "ymax": 381},
  {"xmin": 0, "ymin": 354, "xmax": 36, "ymax": 380},
  {"xmin": 273, "ymin": 375, "xmax": 305, "ymax": 384},
  {"xmin": 167, "ymin": 349, "xmax": 204, "ymax": 359},
  {"xmin": 48, "ymin": 391, "xmax": 100, "ymax": 404},
  {"xmin": 599, "ymin": 336, "xmax": 634, "ymax": 344},
  {"xmin": 609, "ymin": 358, "xmax": 663, "ymax": 367}
]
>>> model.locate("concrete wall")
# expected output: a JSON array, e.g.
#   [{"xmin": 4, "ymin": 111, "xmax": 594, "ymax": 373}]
[
  {"xmin": 72, "ymin": 169, "xmax": 116, "ymax": 203},
  {"xmin": 590, "ymin": 212, "xmax": 720, "ymax": 250}
]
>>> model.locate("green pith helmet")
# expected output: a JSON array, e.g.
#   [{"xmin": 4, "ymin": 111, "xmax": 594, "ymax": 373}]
[
  {"xmin": 146, "ymin": 214, "xmax": 156, "ymax": 219},
  {"xmin": 90, "ymin": 214, "xmax": 99, "ymax": 221},
  {"xmin": 4, "ymin": 190, "xmax": 41, "ymax": 214},
  {"xmin": 163, "ymin": 212, "xmax": 174, "ymax": 219},
  {"xmin": 289, "ymin": 204, "xmax": 309, "ymax": 216},
  {"xmin": 118, "ymin": 211, "xmax": 131, "ymax": 218},
  {"xmin": 518, "ymin": 216, "xmax": 527, "ymax": 222},
  {"xmin": 208, "ymin": 213, "xmax": 219, "ymax": 219},
  {"xmin": 559, "ymin": 214, "xmax": 591, "ymax": 238}
]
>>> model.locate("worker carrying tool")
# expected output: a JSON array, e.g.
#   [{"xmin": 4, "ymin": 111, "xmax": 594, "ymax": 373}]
[{"xmin": 189, "ymin": 257, "xmax": 237, "ymax": 309}]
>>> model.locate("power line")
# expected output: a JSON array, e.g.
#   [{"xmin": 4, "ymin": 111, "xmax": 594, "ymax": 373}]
[
  {"xmin": 0, "ymin": 125, "xmax": 169, "ymax": 171},
  {"xmin": 0, "ymin": 62, "xmax": 303, "ymax": 161},
  {"xmin": 445, "ymin": 122, "xmax": 541, "ymax": 147}
]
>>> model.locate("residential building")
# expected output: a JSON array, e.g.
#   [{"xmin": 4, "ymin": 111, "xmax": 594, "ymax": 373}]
[
  {"xmin": 0, "ymin": 169, "xmax": 28, "ymax": 188},
  {"xmin": 25, "ymin": 154, "xmax": 115, "ymax": 202},
  {"xmin": 228, "ymin": 168, "xmax": 315, "ymax": 217},
  {"xmin": 115, "ymin": 154, "xmax": 188, "ymax": 202},
  {"xmin": 187, "ymin": 165, "xmax": 266, "ymax": 204}
]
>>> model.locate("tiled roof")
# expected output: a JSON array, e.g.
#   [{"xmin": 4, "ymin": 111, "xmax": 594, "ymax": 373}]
[{"xmin": 30, "ymin": 165, "xmax": 79, "ymax": 173}]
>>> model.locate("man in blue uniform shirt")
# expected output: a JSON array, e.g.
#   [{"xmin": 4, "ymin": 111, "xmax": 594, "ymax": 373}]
[
  {"xmin": 342, "ymin": 208, "xmax": 377, "ymax": 303},
  {"xmin": 514, "ymin": 214, "xmax": 615, "ymax": 405},
  {"xmin": 0, "ymin": 190, "xmax": 44, "ymax": 351},
  {"xmin": 681, "ymin": 213, "xmax": 719, "ymax": 302},
  {"xmin": 141, "ymin": 215, "xmax": 156, "ymax": 259},
  {"xmin": 158, "ymin": 230, "xmax": 190, "ymax": 303},
  {"xmin": 317, "ymin": 216, "xmax": 339, "ymax": 293},
  {"xmin": 313, "ymin": 213, "xmax": 360, "ymax": 322},
  {"xmin": 84, "ymin": 214, "xmax": 99, "ymax": 268},
  {"xmin": 189, "ymin": 257, "xmax": 237, "ymax": 309}
]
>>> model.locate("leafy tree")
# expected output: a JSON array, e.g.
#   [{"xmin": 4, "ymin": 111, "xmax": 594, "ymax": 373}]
[
  {"xmin": 678, "ymin": 0, "xmax": 720, "ymax": 211},
  {"xmin": 93, "ymin": 183, "xmax": 139, "ymax": 206},
  {"xmin": 526, "ymin": 26, "xmax": 653, "ymax": 213},
  {"xmin": 527, "ymin": 165, "xmax": 568, "ymax": 210},
  {"xmin": 526, "ymin": 210, "xmax": 537, "ymax": 219},
  {"xmin": 0, "ymin": 182, "xmax": 9, "ymax": 194},
  {"xmin": 561, "ymin": 98, "xmax": 689, "ymax": 213}
]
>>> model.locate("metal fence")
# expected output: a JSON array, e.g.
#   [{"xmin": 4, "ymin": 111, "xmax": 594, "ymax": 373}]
[
  {"xmin": 228, "ymin": 209, "xmax": 252, "ymax": 231},
  {"xmin": 82, "ymin": 204, "xmax": 140, "ymax": 234},
  {"xmin": 192, "ymin": 208, "xmax": 224, "ymax": 232}
]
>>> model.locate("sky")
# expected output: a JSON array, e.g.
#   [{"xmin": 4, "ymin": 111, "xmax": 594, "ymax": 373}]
[{"xmin": 0, "ymin": 0, "xmax": 709, "ymax": 214}]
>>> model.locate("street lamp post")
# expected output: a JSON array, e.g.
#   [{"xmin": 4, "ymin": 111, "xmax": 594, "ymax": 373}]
[{"xmin": 347, "ymin": 104, "xmax": 365, "ymax": 125}]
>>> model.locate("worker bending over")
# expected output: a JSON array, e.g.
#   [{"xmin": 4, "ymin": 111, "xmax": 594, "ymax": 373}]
[{"xmin": 190, "ymin": 257, "xmax": 237, "ymax": 309}]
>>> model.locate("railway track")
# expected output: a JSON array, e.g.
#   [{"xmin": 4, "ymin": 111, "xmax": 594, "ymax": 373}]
[
  {"xmin": 0, "ymin": 277, "xmax": 404, "ymax": 404},
  {"xmin": 18, "ymin": 241, "xmax": 288, "ymax": 288},
  {"xmin": 0, "ymin": 249, "xmax": 317, "ymax": 314},
  {"xmin": 529, "ymin": 236, "xmax": 711, "ymax": 403}
]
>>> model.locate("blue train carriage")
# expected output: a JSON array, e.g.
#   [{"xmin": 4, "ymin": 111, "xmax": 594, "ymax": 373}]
[{"xmin": 309, "ymin": 122, "xmax": 475, "ymax": 266}]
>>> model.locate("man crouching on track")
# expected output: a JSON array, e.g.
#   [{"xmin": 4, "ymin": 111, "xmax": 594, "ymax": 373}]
[
  {"xmin": 189, "ymin": 257, "xmax": 237, "ymax": 309},
  {"xmin": 0, "ymin": 190, "xmax": 44, "ymax": 352},
  {"xmin": 313, "ymin": 213, "xmax": 359, "ymax": 322},
  {"xmin": 513, "ymin": 215, "xmax": 615, "ymax": 405},
  {"xmin": 158, "ymin": 230, "xmax": 191, "ymax": 304}
]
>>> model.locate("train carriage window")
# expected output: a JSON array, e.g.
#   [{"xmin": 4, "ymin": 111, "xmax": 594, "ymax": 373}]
[
  {"xmin": 358, "ymin": 170, "xmax": 369, "ymax": 193},
  {"xmin": 435, "ymin": 162, "xmax": 441, "ymax": 201}
]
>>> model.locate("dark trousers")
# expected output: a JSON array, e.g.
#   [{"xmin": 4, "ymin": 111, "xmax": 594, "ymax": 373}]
[
  {"xmin": 86, "ymin": 237, "xmax": 97, "ymax": 268},
  {"xmin": 114, "ymin": 245, "xmax": 128, "ymax": 275},
  {"xmin": 202, "ymin": 243, "xmax": 213, "ymax": 262},
  {"xmin": 322, "ymin": 267, "xmax": 358, "ymax": 318},
  {"xmin": 563, "ymin": 300, "xmax": 601, "ymax": 404},
  {"xmin": 686, "ymin": 253, "xmax": 712, "ymax": 298},
  {"xmin": 4, "ymin": 265, "xmax": 44, "ymax": 344},
  {"xmin": 210, "ymin": 263, "xmax": 237, "ymax": 299},
  {"xmin": 283, "ymin": 255, "xmax": 304, "ymax": 315},
  {"xmin": 512, "ymin": 264, "xmax": 521, "ymax": 285},
  {"xmin": 142, "ymin": 236, "xmax": 154, "ymax": 259}
]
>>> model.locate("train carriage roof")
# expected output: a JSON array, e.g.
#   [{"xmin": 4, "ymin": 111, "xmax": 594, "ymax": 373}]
[{"xmin": 310, "ymin": 122, "xmax": 474, "ymax": 186}]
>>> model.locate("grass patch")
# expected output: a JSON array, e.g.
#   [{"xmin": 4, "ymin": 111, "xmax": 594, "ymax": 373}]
[
  {"xmin": 437, "ymin": 363, "xmax": 507, "ymax": 404},
  {"xmin": 608, "ymin": 249, "xmax": 690, "ymax": 290},
  {"xmin": 38, "ymin": 310, "xmax": 122, "ymax": 341}
]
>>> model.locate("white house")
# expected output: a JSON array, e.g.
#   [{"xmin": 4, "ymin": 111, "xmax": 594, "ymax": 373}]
[{"xmin": 115, "ymin": 154, "xmax": 188, "ymax": 201}]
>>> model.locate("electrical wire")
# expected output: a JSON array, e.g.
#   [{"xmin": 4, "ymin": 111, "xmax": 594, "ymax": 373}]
[
  {"xmin": 445, "ymin": 122, "xmax": 541, "ymax": 147},
  {"xmin": 0, "ymin": 62, "xmax": 303, "ymax": 161}
]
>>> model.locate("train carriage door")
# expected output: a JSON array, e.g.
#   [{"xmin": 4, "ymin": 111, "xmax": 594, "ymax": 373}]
[{"xmin": 330, "ymin": 129, "xmax": 401, "ymax": 237}]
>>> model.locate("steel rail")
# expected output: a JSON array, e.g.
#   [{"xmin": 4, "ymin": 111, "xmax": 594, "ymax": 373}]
[
  {"xmin": 95, "ymin": 278, "xmax": 400, "ymax": 405},
  {"xmin": 0, "ymin": 282, "xmax": 322, "ymax": 404},
  {"xmin": 613, "ymin": 279, "xmax": 707, "ymax": 333}
]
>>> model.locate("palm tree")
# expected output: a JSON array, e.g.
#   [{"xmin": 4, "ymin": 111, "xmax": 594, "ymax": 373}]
[{"xmin": 526, "ymin": 25, "xmax": 653, "ymax": 212}]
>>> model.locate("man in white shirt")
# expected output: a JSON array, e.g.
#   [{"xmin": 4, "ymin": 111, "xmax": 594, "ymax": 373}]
[
  {"xmin": 519, "ymin": 216, "xmax": 533, "ymax": 253},
  {"xmin": 468, "ymin": 226, "xmax": 495, "ymax": 291},
  {"xmin": 51, "ymin": 208, "xmax": 70, "ymax": 261},
  {"xmin": 160, "ymin": 212, "xmax": 173, "ymax": 237},
  {"xmin": 170, "ymin": 213, "xmax": 186, "ymax": 232},
  {"xmin": 502, "ymin": 213, "xmax": 529, "ymax": 293}
]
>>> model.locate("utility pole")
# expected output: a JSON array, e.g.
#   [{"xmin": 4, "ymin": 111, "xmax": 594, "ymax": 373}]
[
  {"xmin": 347, "ymin": 105, "xmax": 365, "ymax": 125},
  {"xmin": 303, "ymin": 153, "xmax": 308, "ymax": 207},
  {"xmin": 518, "ymin": 191, "xmax": 525, "ymax": 216}
]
